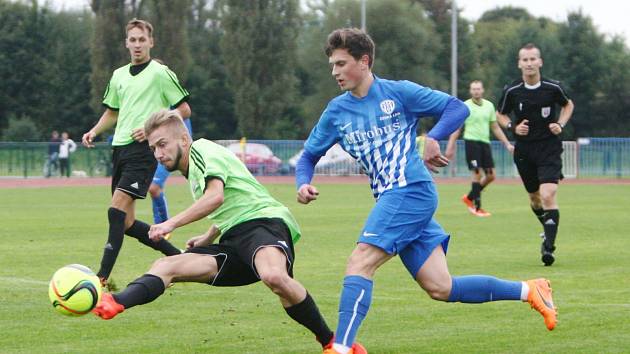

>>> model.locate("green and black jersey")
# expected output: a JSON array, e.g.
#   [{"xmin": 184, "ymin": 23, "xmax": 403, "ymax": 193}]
[
  {"xmin": 103, "ymin": 60, "xmax": 189, "ymax": 146},
  {"xmin": 186, "ymin": 139, "xmax": 301, "ymax": 243}
]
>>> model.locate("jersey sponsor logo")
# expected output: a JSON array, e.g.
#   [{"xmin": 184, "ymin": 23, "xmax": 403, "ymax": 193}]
[
  {"xmin": 343, "ymin": 121, "xmax": 402, "ymax": 144},
  {"xmin": 380, "ymin": 99, "xmax": 396, "ymax": 114},
  {"xmin": 541, "ymin": 107, "xmax": 551, "ymax": 118},
  {"xmin": 130, "ymin": 182, "xmax": 139, "ymax": 189}
]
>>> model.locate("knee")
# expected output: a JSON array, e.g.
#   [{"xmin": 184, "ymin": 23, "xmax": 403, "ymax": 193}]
[
  {"xmin": 150, "ymin": 257, "xmax": 176, "ymax": 276},
  {"xmin": 148, "ymin": 184, "xmax": 161, "ymax": 197},
  {"xmin": 346, "ymin": 247, "xmax": 379, "ymax": 277},
  {"xmin": 540, "ymin": 191, "xmax": 556, "ymax": 205},
  {"xmin": 485, "ymin": 173, "xmax": 496, "ymax": 183},
  {"xmin": 421, "ymin": 278, "xmax": 452, "ymax": 301},
  {"xmin": 259, "ymin": 268, "xmax": 291, "ymax": 294}
]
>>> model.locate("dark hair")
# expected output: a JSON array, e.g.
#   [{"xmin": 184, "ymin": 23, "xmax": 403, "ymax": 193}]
[
  {"xmin": 325, "ymin": 28, "xmax": 375, "ymax": 68},
  {"xmin": 126, "ymin": 18, "xmax": 153, "ymax": 37},
  {"xmin": 519, "ymin": 43, "xmax": 541, "ymax": 57}
]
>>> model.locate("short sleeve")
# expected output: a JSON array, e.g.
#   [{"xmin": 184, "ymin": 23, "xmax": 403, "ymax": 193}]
[
  {"xmin": 304, "ymin": 105, "xmax": 340, "ymax": 157},
  {"xmin": 161, "ymin": 67, "xmax": 190, "ymax": 107},
  {"xmin": 399, "ymin": 80, "xmax": 450, "ymax": 117},
  {"xmin": 102, "ymin": 74, "xmax": 119, "ymax": 110},
  {"xmin": 497, "ymin": 85, "xmax": 513, "ymax": 114},
  {"xmin": 488, "ymin": 101, "xmax": 497, "ymax": 122},
  {"xmin": 554, "ymin": 82, "xmax": 570, "ymax": 106}
]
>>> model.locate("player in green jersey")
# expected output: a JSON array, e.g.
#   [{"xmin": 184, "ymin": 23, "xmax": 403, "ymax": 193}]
[
  {"xmin": 91, "ymin": 109, "xmax": 355, "ymax": 351},
  {"xmin": 445, "ymin": 80, "xmax": 513, "ymax": 217},
  {"xmin": 81, "ymin": 19, "xmax": 191, "ymax": 288}
]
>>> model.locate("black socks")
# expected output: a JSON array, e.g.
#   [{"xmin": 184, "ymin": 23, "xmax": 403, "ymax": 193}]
[
  {"xmin": 126, "ymin": 220, "xmax": 181, "ymax": 256},
  {"xmin": 542, "ymin": 209, "xmax": 560, "ymax": 250},
  {"xmin": 97, "ymin": 208, "xmax": 127, "ymax": 279},
  {"xmin": 467, "ymin": 182, "xmax": 482, "ymax": 209},
  {"xmin": 284, "ymin": 293, "xmax": 333, "ymax": 347},
  {"xmin": 113, "ymin": 274, "xmax": 166, "ymax": 309}
]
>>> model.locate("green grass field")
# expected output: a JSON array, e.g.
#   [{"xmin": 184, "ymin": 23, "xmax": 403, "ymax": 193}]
[{"xmin": 1, "ymin": 182, "xmax": 629, "ymax": 353}]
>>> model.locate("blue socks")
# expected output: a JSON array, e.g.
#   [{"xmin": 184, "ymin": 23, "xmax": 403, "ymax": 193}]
[
  {"xmin": 334, "ymin": 275, "xmax": 373, "ymax": 348},
  {"xmin": 152, "ymin": 192, "xmax": 169, "ymax": 224},
  {"xmin": 447, "ymin": 275, "xmax": 522, "ymax": 303}
]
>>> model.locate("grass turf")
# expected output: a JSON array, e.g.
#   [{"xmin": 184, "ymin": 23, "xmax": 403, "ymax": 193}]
[{"xmin": 0, "ymin": 182, "xmax": 629, "ymax": 353}]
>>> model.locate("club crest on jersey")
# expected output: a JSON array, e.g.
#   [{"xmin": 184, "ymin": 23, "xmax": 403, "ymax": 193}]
[
  {"xmin": 380, "ymin": 100, "xmax": 396, "ymax": 114},
  {"xmin": 541, "ymin": 107, "xmax": 551, "ymax": 118}
]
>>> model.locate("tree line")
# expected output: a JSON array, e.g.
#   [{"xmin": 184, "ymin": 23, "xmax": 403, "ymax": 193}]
[{"xmin": 1, "ymin": 0, "xmax": 628, "ymax": 141}]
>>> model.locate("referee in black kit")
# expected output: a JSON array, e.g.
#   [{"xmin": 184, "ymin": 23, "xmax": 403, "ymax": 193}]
[{"xmin": 496, "ymin": 43, "xmax": 574, "ymax": 266}]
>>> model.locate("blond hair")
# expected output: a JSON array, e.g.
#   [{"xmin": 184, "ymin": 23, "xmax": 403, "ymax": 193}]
[
  {"xmin": 144, "ymin": 109, "xmax": 187, "ymax": 137},
  {"xmin": 126, "ymin": 18, "xmax": 153, "ymax": 37}
]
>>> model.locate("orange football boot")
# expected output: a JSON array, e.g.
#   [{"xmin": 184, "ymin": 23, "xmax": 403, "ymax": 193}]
[
  {"xmin": 526, "ymin": 278, "xmax": 557, "ymax": 330},
  {"xmin": 92, "ymin": 292, "xmax": 124, "ymax": 320}
]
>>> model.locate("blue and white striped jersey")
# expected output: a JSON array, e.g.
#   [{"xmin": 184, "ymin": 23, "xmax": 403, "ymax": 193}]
[{"xmin": 304, "ymin": 76, "xmax": 451, "ymax": 199}]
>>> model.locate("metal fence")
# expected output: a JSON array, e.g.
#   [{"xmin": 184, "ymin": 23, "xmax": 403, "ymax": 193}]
[{"xmin": 1, "ymin": 138, "xmax": 629, "ymax": 179}]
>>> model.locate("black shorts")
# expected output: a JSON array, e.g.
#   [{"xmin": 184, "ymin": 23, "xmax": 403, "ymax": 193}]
[
  {"xmin": 513, "ymin": 138, "xmax": 563, "ymax": 193},
  {"xmin": 186, "ymin": 218, "xmax": 295, "ymax": 287},
  {"xmin": 111, "ymin": 141, "xmax": 157, "ymax": 199},
  {"xmin": 464, "ymin": 140, "xmax": 494, "ymax": 170}
]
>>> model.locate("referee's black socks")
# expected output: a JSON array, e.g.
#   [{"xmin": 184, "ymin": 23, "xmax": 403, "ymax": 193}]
[
  {"xmin": 542, "ymin": 209, "xmax": 560, "ymax": 250},
  {"xmin": 113, "ymin": 274, "xmax": 165, "ymax": 308},
  {"xmin": 531, "ymin": 206, "xmax": 545, "ymax": 226},
  {"xmin": 97, "ymin": 207, "xmax": 127, "ymax": 280},
  {"xmin": 284, "ymin": 293, "xmax": 334, "ymax": 347},
  {"xmin": 125, "ymin": 220, "xmax": 181, "ymax": 256}
]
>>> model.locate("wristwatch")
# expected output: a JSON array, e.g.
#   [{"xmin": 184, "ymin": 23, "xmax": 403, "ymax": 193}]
[
  {"xmin": 506, "ymin": 122, "xmax": 513, "ymax": 131},
  {"xmin": 558, "ymin": 122, "xmax": 565, "ymax": 129}
]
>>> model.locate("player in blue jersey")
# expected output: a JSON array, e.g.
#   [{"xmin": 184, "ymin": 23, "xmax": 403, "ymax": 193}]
[
  {"xmin": 149, "ymin": 116, "xmax": 193, "ymax": 229},
  {"xmin": 296, "ymin": 28, "xmax": 558, "ymax": 354}
]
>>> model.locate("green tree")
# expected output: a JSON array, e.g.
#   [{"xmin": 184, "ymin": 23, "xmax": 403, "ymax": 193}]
[
  {"xmin": 297, "ymin": 0, "xmax": 443, "ymax": 132},
  {"xmin": 2, "ymin": 115, "xmax": 40, "ymax": 141},
  {"xmin": 89, "ymin": 0, "xmax": 127, "ymax": 116},
  {"xmin": 186, "ymin": 0, "xmax": 236, "ymax": 139},
  {"xmin": 220, "ymin": 0, "xmax": 302, "ymax": 139}
]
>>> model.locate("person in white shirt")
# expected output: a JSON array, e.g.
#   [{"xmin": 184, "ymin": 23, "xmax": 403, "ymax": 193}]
[{"xmin": 59, "ymin": 132, "xmax": 77, "ymax": 177}]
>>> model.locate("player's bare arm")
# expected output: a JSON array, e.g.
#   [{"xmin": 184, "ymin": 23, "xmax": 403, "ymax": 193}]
[
  {"xmin": 174, "ymin": 101, "xmax": 192, "ymax": 119},
  {"xmin": 149, "ymin": 178, "xmax": 224, "ymax": 241},
  {"xmin": 550, "ymin": 99, "xmax": 574, "ymax": 135},
  {"xmin": 82, "ymin": 109, "xmax": 118, "ymax": 147},
  {"xmin": 186, "ymin": 225, "xmax": 221, "ymax": 249},
  {"xmin": 490, "ymin": 121, "xmax": 514, "ymax": 153},
  {"xmin": 444, "ymin": 128, "xmax": 462, "ymax": 160}
]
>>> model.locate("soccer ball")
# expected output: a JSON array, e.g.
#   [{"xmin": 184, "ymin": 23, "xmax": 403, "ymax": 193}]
[{"xmin": 48, "ymin": 264, "xmax": 102, "ymax": 316}]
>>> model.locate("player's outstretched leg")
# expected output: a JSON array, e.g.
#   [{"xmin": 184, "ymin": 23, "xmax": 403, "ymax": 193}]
[
  {"xmin": 411, "ymin": 246, "xmax": 557, "ymax": 331},
  {"xmin": 254, "ymin": 247, "xmax": 336, "ymax": 349}
]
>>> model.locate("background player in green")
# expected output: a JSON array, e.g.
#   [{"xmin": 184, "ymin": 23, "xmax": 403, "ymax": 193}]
[
  {"xmin": 445, "ymin": 80, "xmax": 513, "ymax": 217},
  {"xmin": 92, "ymin": 109, "xmax": 364, "ymax": 352},
  {"xmin": 497, "ymin": 43, "xmax": 574, "ymax": 266},
  {"xmin": 81, "ymin": 19, "xmax": 190, "ymax": 287}
]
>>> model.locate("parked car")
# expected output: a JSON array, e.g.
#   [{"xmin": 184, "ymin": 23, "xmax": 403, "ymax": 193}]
[
  {"xmin": 288, "ymin": 144, "xmax": 362, "ymax": 176},
  {"xmin": 226, "ymin": 142, "xmax": 282, "ymax": 175}
]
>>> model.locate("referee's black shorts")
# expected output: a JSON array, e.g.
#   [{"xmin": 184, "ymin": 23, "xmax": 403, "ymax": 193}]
[
  {"xmin": 111, "ymin": 141, "xmax": 157, "ymax": 199},
  {"xmin": 513, "ymin": 138, "xmax": 563, "ymax": 193},
  {"xmin": 186, "ymin": 218, "xmax": 295, "ymax": 287},
  {"xmin": 464, "ymin": 140, "xmax": 495, "ymax": 170}
]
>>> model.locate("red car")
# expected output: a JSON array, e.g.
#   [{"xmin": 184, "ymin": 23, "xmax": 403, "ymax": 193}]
[{"xmin": 226, "ymin": 143, "xmax": 282, "ymax": 175}]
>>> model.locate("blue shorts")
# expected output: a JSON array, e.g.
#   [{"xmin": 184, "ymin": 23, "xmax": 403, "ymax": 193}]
[
  {"xmin": 359, "ymin": 181, "xmax": 450, "ymax": 278},
  {"xmin": 151, "ymin": 118, "xmax": 192, "ymax": 189}
]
